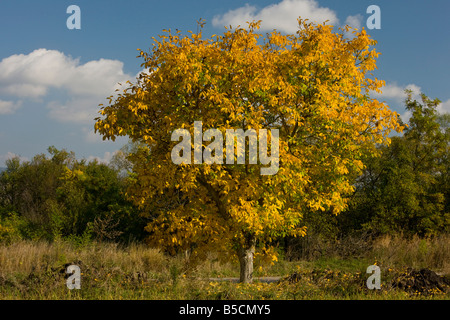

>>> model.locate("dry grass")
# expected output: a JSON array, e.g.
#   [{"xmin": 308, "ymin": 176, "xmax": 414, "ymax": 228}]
[
  {"xmin": 0, "ymin": 235, "xmax": 448, "ymax": 299},
  {"xmin": 0, "ymin": 241, "xmax": 167, "ymax": 276},
  {"xmin": 371, "ymin": 234, "xmax": 450, "ymax": 275}
]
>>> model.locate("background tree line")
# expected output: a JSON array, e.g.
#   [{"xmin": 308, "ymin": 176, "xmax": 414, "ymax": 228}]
[
  {"xmin": 0, "ymin": 146, "xmax": 147, "ymax": 244},
  {"xmin": 0, "ymin": 91, "xmax": 448, "ymax": 248},
  {"xmin": 299, "ymin": 92, "xmax": 449, "ymax": 246}
]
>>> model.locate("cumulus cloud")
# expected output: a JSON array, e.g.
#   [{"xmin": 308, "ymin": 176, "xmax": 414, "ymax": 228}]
[
  {"xmin": 371, "ymin": 82, "xmax": 449, "ymax": 124},
  {"xmin": 0, "ymin": 48, "xmax": 133, "ymax": 122},
  {"xmin": 0, "ymin": 151, "xmax": 29, "ymax": 166},
  {"xmin": 86, "ymin": 150, "xmax": 119, "ymax": 164},
  {"xmin": 1, "ymin": 83, "xmax": 48, "ymax": 99},
  {"xmin": 47, "ymin": 97, "xmax": 107, "ymax": 124},
  {"xmin": 372, "ymin": 83, "xmax": 422, "ymax": 103},
  {"xmin": 345, "ymin": 14, "xmax": 363, "ymax": 30},
  {"xmin": 0, "ymin": 100, "xmax": 22, "ymax": 114},
  {"xmin": 373, "ymin": 83, "xmax": 449, "ymax": 115},
  {"xmin": 82, "ymin": 127, "xmax": 108, "ymax": 144},
  {"xmin": 0, "ymin": 49, "xmax": 128, "ymax": 98},
  {"xmin": 437, "ymin": 99, "xmax": 450, "ymax": 114},
  {"xmin": 0, "ymin": 49, "xmax": 72, "ymax": 98},
  {"xmin": 369, "ymin": 83, "xmax": 421, "ymax": 122},
  {"xmin": 212, "ymin": 0, "xmax": 339, "ymax": 33}
]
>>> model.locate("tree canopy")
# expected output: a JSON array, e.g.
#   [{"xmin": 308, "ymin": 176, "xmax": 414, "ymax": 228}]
[{"xmin": 95, "ymin": 19, "xmax": 403, "ymax": 282}]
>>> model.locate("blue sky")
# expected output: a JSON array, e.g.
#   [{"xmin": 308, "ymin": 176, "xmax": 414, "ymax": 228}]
[{"xmin": 0, "ymin": 0, "xmax": 449, "ymax": 166}]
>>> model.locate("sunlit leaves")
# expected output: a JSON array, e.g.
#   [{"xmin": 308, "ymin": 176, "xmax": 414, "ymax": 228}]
[{"xmin": 94, "ymin": 19, "xmax": 403, "ymax": 261}]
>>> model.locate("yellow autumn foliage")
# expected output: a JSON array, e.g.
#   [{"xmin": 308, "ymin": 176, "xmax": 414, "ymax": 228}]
[{"xmin": 95, "ymin": 19, "xmax": 403, "ymax": 263}]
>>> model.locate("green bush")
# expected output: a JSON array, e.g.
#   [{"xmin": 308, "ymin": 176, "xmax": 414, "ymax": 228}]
[{"xmin": 0, "ymin": 211, "xmax": 24, "ymax": 243}]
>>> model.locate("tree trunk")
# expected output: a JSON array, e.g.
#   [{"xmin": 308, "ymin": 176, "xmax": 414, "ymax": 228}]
[{"xmin": 237, "ymin": 235, "xmax": 256, "ymax": 283}]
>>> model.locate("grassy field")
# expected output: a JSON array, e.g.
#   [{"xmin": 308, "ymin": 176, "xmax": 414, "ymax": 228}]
[{"xmin": 0, "ymin": 235, "xmax": 449, "ymax": 300}]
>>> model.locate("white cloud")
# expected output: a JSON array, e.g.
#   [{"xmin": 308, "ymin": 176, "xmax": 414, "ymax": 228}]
[
  {"xmin": 212, "ymin": 0, "xmax": 339, "ymax": 33},
  {"xmin": 372, "ymin": 83, "xmax": 422, "ymax": 103},
  {"xmin": 0, "ymin": 48, "xmax": 133, "ymax": 122},
  {"xmin": 0, "ymin": 100, "xmax": 22, "ymax": 114},
  {"xmin": 47, "ymin": 97, "xmax": 103, "ymax": 124},
  {"xmin": 86, "ymin": 151, "xmax": 119, "ymax": 164},
  {"xmin": 345, "ymin": 14, "xmax": 363, "ymax": 30},
  {"xmin": 0, "ymin": 49, "xmax": 76, "ymax": 98},
  {"xmin": 404, "ymin": 84, "xmax": 422, "ymax": 100},
  {"xmin": 65, "ymin": 59, "xmax": 127, "ymax": 97},
  {"xmin": 0, "ymin": 49, "xmax": 128, "ymax": 98},
  {"xmin": 371, "ymin": 82, "xmax": 449, "ymax": 123},
  {"xmin": 135, "ymin": 68, "xmax": 151, "ymax": 80},
  {"xmin": 82, "ymin": 127, "xmax": 106, "ymax": 144},
  {"xmin": 1, "ymin": 83, "xmax": 48, "ymax": 98},
  {"xmin": 0, "ymin": 151, "xmax": 29, "ymax": 166},
  {"xmin": 370, "ymin": 83, "xmax": 422, "ymax": 123},
  {"xmin": 342, "ymin": 14, "xmax": 364, "ymax": 39},
  {"xmin": 375, "ymin": 83, "xmax": 405, "ymax": 101},
  {"xmin": 437, "ymin": 99, "xmax": 450, "ymax": 114}
]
